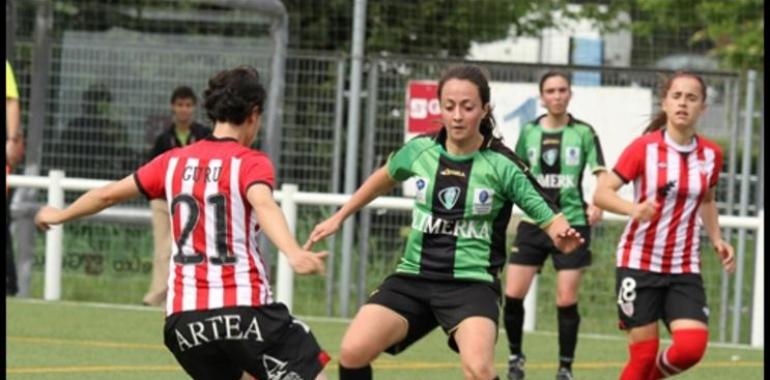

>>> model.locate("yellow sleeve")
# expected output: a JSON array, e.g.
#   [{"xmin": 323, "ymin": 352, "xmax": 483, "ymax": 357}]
[{"xmin": 7, "ymin": 61, "xmax": 19, "ymax": 99}]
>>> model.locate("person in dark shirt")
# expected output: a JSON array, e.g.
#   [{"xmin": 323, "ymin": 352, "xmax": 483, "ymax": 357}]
[
  {"xmin": 142, "ymin": 85, "xmax": 211, "ymax": 307},
  {"xmin": 57, "ymin": 83, "xmax": 134, "ymax": 180}
]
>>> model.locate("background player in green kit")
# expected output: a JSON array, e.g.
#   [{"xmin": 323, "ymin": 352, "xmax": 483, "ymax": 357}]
[
  {"xmin": 504, "ymin": 72, "xmax": 607, "ymax": 380},
  {"xmin": 304, "ymin": 65, "xmax": 585, "ymax": 380}
]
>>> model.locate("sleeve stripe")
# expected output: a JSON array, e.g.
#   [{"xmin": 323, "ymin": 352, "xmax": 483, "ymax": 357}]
[
  {"xmin": 612, "ymin": 168, "xmax": 631, "ymax": 184},
  {"xmin": 593, "ymin": 134, "xmax": 606, "ymax": 167},
  {"xmin": 245, "ymin": 180, "xmax": 273, "ymax": 194},
  {"xmin": 133, "ymin": 172, "xmax": 151, "ymax": 200}
]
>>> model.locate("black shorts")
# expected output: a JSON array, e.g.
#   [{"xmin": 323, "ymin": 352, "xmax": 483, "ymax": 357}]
[
  {"xmin": 163, "ymin": 304, "xmax": 330, "ymax": 380},
  {"xmin": 615, "ymin": 267, "xmax": 709, "ymax": 330},
  {"xmin": 508, "ymin": 222, "xmax": 592, "ymax": 270},
  {"xmin": 367, "ymin": 274, "xmax": 501, "ymax": 355}
]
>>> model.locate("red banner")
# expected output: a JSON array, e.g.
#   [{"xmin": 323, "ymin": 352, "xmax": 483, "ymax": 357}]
[{"xmin": 405, "ymin": 80, "xmax": 441, "ymax": 136}]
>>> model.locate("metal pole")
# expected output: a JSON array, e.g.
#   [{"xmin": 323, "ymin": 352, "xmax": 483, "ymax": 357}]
[
  {"xmin": 261, "ymin": 5, "xmax": 288, "ymax": 178},
  {"xmin": 43, "ymin": 170, "xmax": 64, "ymax": 301},
  {"xmin": 750, "ymin": 209, "xmax": 764, "ymax": 348},
  {"xmin": 731, "ymin": 69, "xmax": 757, "ymax": 343},
  {"xmin": 6, "ymin": 0, "xmax": 16, "ymax": 60},
  {"xmin": 275, "ymin": 184, "xmax": 298, "ymax": 311},
  {"xmin": 338, "ymin": 0, "xmax": 367, "ymax": 318},
  {"xmin": 16, "ymin": 0, "xmax": 53, "ymax": 297},
  {"xmin": 719, "ymin": 77, "xmax": 740, "ymax": 342},
  {"xmin": 357, "ymin": 62, "xmax": 378, "ymax": 308},
  {"xmin": 757, "ymin": 76, "xmax": 764, "ymax": 210},
  {"xmin": 325, "ymin": 58, "xmax": 346, "ymax": 316}
]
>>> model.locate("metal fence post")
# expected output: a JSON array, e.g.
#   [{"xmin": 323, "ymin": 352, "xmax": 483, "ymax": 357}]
[
  {"xmin": 758, "ymin": 77, "xmax": 764, "ymax": 210},
  {"xmin": 732, "ymin": 69, "xmax": 757, "ymax": 343},
  {"xmin": 325, "ymin": 58, "xmax": 347, "ymax": 316},
  {"xmin": 43, "ymin": 170, "xmax": 65, "ymax": 301},
  {"xmin": 276, "ymin": 184, "xmax": 298, "ymax": 311},
  {"xmin": 750, "ymin": 209, "xmax": 764, "ymax": 347},
  {"xmin": 357, "ymin": 61, "xmax": 378, "ymax": 308},
  {"xmin": 719, "ymin": 77, "xmax": 741, "ymax": 342},
  {"xmin": 339, "ymin": 0, "xmax": 368, "ymax": 318}
]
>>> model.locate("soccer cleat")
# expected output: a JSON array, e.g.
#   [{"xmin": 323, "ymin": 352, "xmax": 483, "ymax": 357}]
[
  {"xmin": 507, "ymin": 354, "xmax": 526, "ymax": 380},
  {"xmin": 555, "ymin": 367, "xmax": 574, "ymax": 380}
]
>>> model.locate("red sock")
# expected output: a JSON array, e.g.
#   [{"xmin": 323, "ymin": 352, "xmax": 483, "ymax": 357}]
[
  {"xmin": 647, "ymin": 328, "xmax": 708, "ymax": 379},
  {"xmin": 620, "ymin": 338, "xmax": 659, "ymax": 380}
]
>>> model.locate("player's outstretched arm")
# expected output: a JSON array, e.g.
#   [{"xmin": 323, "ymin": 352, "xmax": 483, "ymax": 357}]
[
  {"xmin": 35, "ymin": 175, "xmax": 140, "ymax": 230},
  {"xmin": 304, "ymin": 166, "xmax": 397, "ymax": 248},
  {"xmin": 247, "ymin": 183, "xmax": 328, "ymax": 275},
  {"xmin": 542, "ymin": 214, "xmax": 584, "ymax": 254}
]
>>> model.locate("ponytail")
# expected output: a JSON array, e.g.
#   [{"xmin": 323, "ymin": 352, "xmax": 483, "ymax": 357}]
[
  {"xmin": 480, "ymin": 108, "xmax": 503, "ymax": 142},
  {"xmin": 643, "ymin": 111, "xmax": 667, "ymax": 135}
]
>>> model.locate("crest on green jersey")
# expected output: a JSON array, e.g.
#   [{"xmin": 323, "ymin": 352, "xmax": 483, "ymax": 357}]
[
  {"xmin": 566, "ymin": 146, "xmax": 580, "ymax": 166},
  {"xmin": 438, "ymin": 186, "xmax": 461, "ymax": 209},
  {"xmin": 542, "ymin": 148, "xmax": 559, "ymax": 167}
]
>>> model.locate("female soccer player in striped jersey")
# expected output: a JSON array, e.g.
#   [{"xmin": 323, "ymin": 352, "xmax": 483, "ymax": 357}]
[
  {"xmin": 593, "ymin": 72, "xmax": 736, "ymax": 380},
  {"xmin": 304, "ymin": 65, "xmax": 585, "ymax": 380},
  {"xmin": 35, "ymin": 66, "xmax": 330, "ymax": 380}
]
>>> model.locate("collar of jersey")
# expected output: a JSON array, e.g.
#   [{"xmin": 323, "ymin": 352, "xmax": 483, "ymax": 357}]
[
  {"xmin": 533, "ymin": 113, "xmax": 574, "ymax": 133},
  {"xmin": 205, "ymin": 135, "xmax": 239, "ymax": 143},
  {"xmin": 662, "ymin": 129, "xmax": 698, "ymax": 152}
]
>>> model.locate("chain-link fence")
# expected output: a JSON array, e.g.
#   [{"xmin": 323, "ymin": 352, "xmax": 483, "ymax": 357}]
[{"xmin": 7, "ymin": 0, "xmax": 764, "ymax": 345}]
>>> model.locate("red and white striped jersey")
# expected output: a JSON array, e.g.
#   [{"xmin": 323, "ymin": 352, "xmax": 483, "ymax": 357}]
[
  {"xmin": 613, "ymin": 129, "xmax": 723, "ymax": 274},
  {"xmin": 134, "ymin": 136, "xmax": 275, "ymax": 316}
]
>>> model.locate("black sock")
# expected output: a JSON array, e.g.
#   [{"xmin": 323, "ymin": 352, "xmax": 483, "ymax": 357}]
[
  {"xmin": 504, "ymin": 296, "xmax": 525, "ymax": 356},
  {"xmin": 557, "ymin": 303, "xmax": 580, "ymax": 371},
  {"xmin": 339, "ymin": 364, "xmax": 372, "ymax": 380}
]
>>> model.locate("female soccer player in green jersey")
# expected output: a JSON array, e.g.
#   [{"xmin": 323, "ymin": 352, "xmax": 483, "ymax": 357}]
[
  {"xmin": 504, "ymin": 71, "xmax": 608, "ymax": 380},
  {"xmin": 304, "ymin": 65, "xmax": 584, "ymax": 380}
]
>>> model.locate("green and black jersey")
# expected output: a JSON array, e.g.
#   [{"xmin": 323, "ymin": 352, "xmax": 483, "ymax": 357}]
[
  {"xmin": 387, "ymin": 130, "xmax": 560, "ymax": 283},
  {"xmin": 515, "ymin": 113, "xmax": 606, "ymax": 226}
]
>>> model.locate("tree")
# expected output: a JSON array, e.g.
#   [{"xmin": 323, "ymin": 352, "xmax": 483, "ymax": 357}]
[
  {"xmin": 583, "ymin": 0, "xmax": 764, "ymax": 71},
  {"xmin": 284, "ymin": 0, "xmax": 611, "ymax": 57}
]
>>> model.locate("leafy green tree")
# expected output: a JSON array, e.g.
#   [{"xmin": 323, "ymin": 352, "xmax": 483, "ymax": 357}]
[{"xmin": 585, "ymin": 0, "xmax": 764, "ymax": 71}]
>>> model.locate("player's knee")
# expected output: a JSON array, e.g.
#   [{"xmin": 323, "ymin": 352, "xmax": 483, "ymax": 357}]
[
  {"xmin": 555, "ymin": 286, "xmax": 578, "ymax": 306},
  {"xmin": 339, "ymin": 341, "xmax": 375, "ymax": 368},
  {"xmin": 667, "ymin": 329, "xmax": 708, "ymax": 371},
  {"xmin": 504, "ymin": 284, "xmax": 528, "ymax": 298},
  {"xmin": 555, "ymin": 293, "xmax": 577, "ymax": 307},
  {"xmin": 461, "ymin": 358, "xmax": 495, "ymax": 380}
]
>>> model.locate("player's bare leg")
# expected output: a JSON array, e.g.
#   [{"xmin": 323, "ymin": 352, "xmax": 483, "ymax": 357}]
[
  {"xmin": 338, "ymin": 304, "xmax": 408, "ymax": 378},
  {"xmin": 453, "ymin": 316, "xmax": 498, "ymax": 380}
]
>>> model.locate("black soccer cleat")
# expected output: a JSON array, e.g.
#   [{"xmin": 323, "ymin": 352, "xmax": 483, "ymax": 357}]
[
  {"xmin": 507, "ymin": 354, "xmax": 526, "ymax": 380},
  {"xmin": 555, "ymin": 367, "xmax": 574, "ymax": 380}
]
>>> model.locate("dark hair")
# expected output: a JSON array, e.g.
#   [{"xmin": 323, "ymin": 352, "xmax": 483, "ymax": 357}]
[
  {"xmin": 82, "ymin": 82, "xmax": 112, "ymax": 114},
  {"xmin": 170, "ymin": 85, "xmax": 197, "ymax": 104},
  {"xmin": 538, "ymin": 71, "xmax": 571, "ymax": 94},
  {"xmin": 203, "ymin": 66, "xmax": 266, "ymax": 125},
  {"xmin": 644, "ymin": 71, "xmax": 707, "ymax": 134},
  {"xmin": 436, "ymin": 64, "xmax": 498, "ymax": 139}
]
